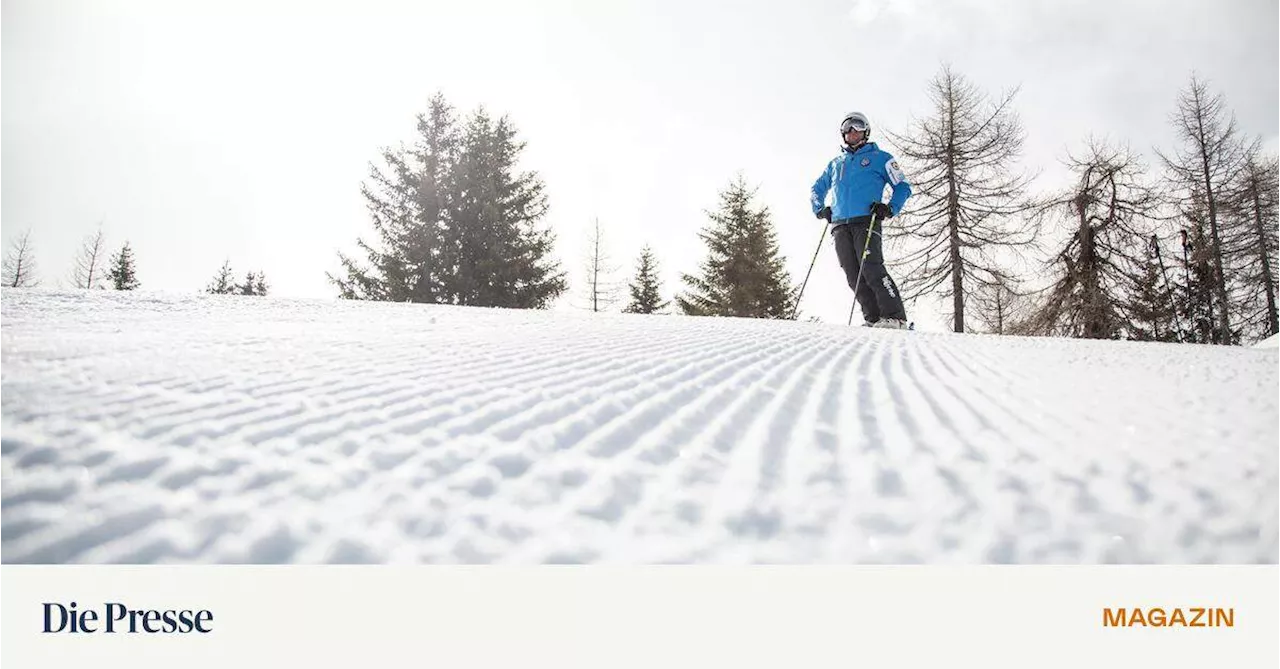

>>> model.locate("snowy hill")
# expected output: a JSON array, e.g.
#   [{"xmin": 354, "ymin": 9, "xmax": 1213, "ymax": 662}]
[{"xmin": 2, "ymin": 289, "xmax": 1276, "ymax": 564}]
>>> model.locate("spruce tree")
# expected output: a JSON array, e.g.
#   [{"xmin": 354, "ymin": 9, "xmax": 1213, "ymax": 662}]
[
  {"xmin": 624, "ymin": 245, "xmax": 668, "ymax": 314},
  {"xmin": 331, "ymin": 93, "xmax": 457, "ymax": 303},
  {"xmin": 330, "ymin": 93, "xmax": 566, "ymax": 309},
  {"xmin": 239, "ymin": 272, "xmax": 259, "ymax": 296},
  {"xmin": 108, "ymin": 242, "xmax": 140, "ymax": 290},
  {"xmin": 441, "ymin": 108, "xmax": 565, "ymax": 308},
  {"xmin": 678, "ymin": 175, "xmax": 796, "ymax": 319},
  {"xmin": 207, "ymin": 260, "xmax": 236, "ymax": 295},
  {"xmin": 227, "ymin": 270, "xmax": 270, "ymax": 295}
]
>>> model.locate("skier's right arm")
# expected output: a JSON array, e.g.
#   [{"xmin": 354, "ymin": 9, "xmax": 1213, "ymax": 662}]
[{"xmin": 810, "ymin": 162, "xmax": 833, "ymax": 217}]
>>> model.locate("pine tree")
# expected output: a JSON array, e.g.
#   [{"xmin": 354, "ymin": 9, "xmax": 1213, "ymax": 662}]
[
  {"xmin": 624, "ymin": 245, "xmax": 668, "ymax": 314},
  {"xmin": 207, "ymin": 260, "xmax": 236, "ymax": 294},
  {"xmin": 107, "ymin": 242, "xmax": 140, "ymax": 290},
  {"xmin": 254, "ymin": 271, "xmax": 269, "ymax": 296},
  {"xmin": 678, "ymin": 174, "xmax": 796, "ymax": 319},
  {"xmin": 330, "ymin": 93, "xmax": 566, "ymax": 309}
]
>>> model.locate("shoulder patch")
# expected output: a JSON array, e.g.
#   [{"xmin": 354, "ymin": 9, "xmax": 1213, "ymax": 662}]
[{"xmin": 885, "ymin": 158, "xmax": 906, "ymax": 185}]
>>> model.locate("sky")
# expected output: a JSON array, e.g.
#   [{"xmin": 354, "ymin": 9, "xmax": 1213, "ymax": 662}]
[{"xmin": 3, "ymin": 0, "xmax": 1278, "ymax": 331}]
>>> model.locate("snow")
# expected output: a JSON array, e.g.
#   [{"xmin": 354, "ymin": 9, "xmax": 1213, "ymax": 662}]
[{"xmin": 2, "ymin": 288, "xmax": 1276, "ymax": 564}]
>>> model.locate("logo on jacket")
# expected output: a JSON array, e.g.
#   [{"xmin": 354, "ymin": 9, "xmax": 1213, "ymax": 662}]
[
  {"xmin": 887, "ymin": 159, "xmax": 906, "ymax": 185},
  {"xmin": 860, "ymin": 158, "xmax": 870, "ymax": 166}
]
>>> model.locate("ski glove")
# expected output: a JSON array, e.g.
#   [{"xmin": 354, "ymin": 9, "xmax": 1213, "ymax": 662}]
[
  {"xmin": 870, "ymin": 202, "xmax": 894, "ymax": 220},
  {"xmin": 817, "ymin": 206, "xmax": 832, "ymax": 222}
]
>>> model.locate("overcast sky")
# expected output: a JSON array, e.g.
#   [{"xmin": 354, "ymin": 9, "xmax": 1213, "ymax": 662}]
[{"xmin": 4, "ymin": 0, "xmax": 1277, "ymax": 329}]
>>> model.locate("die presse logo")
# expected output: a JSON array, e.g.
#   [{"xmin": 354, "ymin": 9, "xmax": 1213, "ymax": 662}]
[{"xmin": 43, "ymin": 602, "xmax": 213, "ymax": 634}]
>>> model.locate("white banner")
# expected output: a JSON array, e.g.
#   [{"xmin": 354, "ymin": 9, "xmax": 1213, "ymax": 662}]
[{"xmin": 3, "ymin": 565, "xmax": 1276, "ymax": 668}]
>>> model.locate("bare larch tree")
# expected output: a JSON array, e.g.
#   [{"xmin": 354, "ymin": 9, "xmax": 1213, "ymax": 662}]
[
  {"xmin": 70, "ymin": 225, "xmax": 109, "ymax": 289},
  {"xmin": 581, "ymin": 217, "xmax": 620, "ymax": 312},
  {"xmin": 969, "ymin": 273, "xmax": 1031, "ymax": 334},
  {"xmin": 1020, "ymin": 140, "xmax": 1160, "ymax": 339},
  {"xmin": 885, "ymin": 65, "xmax": 1038, "ymax": 332},
  {"xmin": 3, "ymin": 229, "xmax": 39, "ymax": 288},
  {"xmin": 1221, "ymin": 148, "xmax": 1278, "ymax": 340},
  {"xmin": 1155, "ymin": 74, "xmax": 1250, "ymax": 343}
]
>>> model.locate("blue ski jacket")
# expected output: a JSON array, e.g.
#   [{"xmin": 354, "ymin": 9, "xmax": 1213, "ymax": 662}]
[{"xmin": 810, "ymin": 142, "xmax": 912, "ymax": 223}]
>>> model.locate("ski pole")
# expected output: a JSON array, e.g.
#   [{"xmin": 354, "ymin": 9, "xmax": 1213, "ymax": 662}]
[
  {"xmin": 847, "ymin": 211, "xmax": 879, "ymax": 326},
  {"xmin": 792, "ymin": 222, "xmax": 828, "ymax": 320},
  {"xmin": 1151, "ymin": 233, "xmax": 1184, "ymax": 342}
]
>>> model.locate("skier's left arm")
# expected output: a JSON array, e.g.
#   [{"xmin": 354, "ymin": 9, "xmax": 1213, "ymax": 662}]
[{"xmin": 884, "ymin": 154, "xmax": 912, "ymax": 216}]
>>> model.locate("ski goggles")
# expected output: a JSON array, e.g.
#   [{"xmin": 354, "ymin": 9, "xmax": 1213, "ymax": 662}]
[{"xmin": 840, "ymin": 118, "xmax": 869, "ymax": 133}]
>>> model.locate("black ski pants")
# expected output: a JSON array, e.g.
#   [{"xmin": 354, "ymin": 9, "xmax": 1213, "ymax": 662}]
[{"xmin": 831, "ymin": 219, "xmax": 906, "ymax": 323}]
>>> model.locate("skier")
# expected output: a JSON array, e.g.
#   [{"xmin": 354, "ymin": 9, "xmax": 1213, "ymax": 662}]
[{"xmin": 810, "ymin": 111, "xmax": 912, "ymax": 329}]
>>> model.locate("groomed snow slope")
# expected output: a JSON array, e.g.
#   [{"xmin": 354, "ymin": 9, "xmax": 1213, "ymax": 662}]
[{"xmin": 2, "ymin": 289, "xmax": 1276, "ymax": 564}]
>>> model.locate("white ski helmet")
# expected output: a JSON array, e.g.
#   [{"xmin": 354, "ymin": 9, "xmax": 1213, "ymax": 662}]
[{"xmin": 840, "ymin": 111, "xmax": 870, "ymax": 138}]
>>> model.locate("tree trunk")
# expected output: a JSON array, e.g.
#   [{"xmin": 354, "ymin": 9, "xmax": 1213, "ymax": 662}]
[
  {"xmin": 949, "ymin": 205, "xmax": 964, "ymax": 332},
  {"xmin": 592, "ymin": 233, "xmax": 600, "ymax": 313},
  {"xmin": 1196, "ymin": 127, "xmax": 1232, "ymax": 342},
  {"xmin": 1081, "ymin": 225, "xmax": 1100, "ymax": 338},
  {"xmin": 995, "ymin": 289, "xmax": 1005, "ymax": 334},
  {"xmin": 1250, "ymin": 186, "xmax": 1279, "ymax": 336},
  {"xmin": 946, "ymin": 93, "xmax": 965, "ymax": 333}
]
